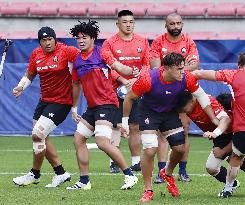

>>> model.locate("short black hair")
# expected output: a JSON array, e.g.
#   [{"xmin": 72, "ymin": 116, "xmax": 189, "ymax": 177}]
[
  {"xmin": 175, "ymin": 91, "xmax": 193, "ymax": 112},
  {"xmin": 162, "ymin": 52, "xmax": 185, "ymax": 67},
  {"xmin": 216, "ymin": 93, "xmax": 232, "ymax": 111},
  {"xmin": 70, "ymin": 20, "xmax": 100, "ymax": 39},
  {"xmin": 238, "ymin": 52, "xmax": 245, "ymax": 68},
  {"xmin": 118, "ymin": 9, "xmax": 134, "ymax": 18}
]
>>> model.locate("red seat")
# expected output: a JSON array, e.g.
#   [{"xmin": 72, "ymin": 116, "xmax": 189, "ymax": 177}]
[
  {"xmin": 237, "ymin": 7, "xmax": 245, "ymax": 16},
  {"xmin": 1, "ymin": 2, "xmax": 37, "ymax": 15},
  {"xmin": 56, "ymin": 31, "xmax": 71, "ymax": 38},
  {"xmin": 123, "ymin": 3, "xmax": 154, "ymax": 16},
  {"xmin": 147, "ymin": 3, "xmax": 183, "ymax": 16},
  {"xmin": 178, "ymin": 3, "xmax": 214, "ymax": 16},
  {"xmin": 30, "ymin": 2, "xmax": 67, "ymax": 16},
  {"xmin": 89, "ymin": 2, "xmax": 124, "ymax": 16},
  {"xmin": 207, "ymin": 3, "xmax": 243, "ymax": 16},
  {"xmin": 8, "ymin": 31, "xmax": 36, "ymax": 39},
  {"xmin": 98, "ymin": 32, "xmax": 115, "ymax": 39},
  {"xmin": 59, "ymin": 2, "xmax": 95, "ymax": 16},
  {"xmin": 188, "ymin": 32, "xmax": 216, "ymax": 40}
]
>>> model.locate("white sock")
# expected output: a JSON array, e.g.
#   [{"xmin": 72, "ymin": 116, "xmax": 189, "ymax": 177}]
[
  {"xmin": 224, "ymin": 165, "xmax": 240, "ymax": 192},
  {"xmin": 132, "ymin": 156, "xmax": 140, "ymax": 166}
]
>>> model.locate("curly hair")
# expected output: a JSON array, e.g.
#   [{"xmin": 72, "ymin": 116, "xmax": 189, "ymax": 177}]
[{"xmin": 70, "ymin": 20, "xmax": 100, "ymax": 39}]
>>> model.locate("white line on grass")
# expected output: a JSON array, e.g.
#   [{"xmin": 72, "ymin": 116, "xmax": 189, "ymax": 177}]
[{"xmin": 0, "ymin": 172, "xmax": 209, "ymax": 176}]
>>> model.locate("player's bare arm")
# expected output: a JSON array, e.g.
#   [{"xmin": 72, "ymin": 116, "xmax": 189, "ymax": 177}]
[
  {"xmin": 71, "ymin": 80, "xmax": 82, "ymax": 123},
  {"xmin": 12, "ymin": 71, "xmax": 35, "ymax": 97},
  {"xmin": 191, "ymin": 70, "xmax": 216, "ymax": 81}
]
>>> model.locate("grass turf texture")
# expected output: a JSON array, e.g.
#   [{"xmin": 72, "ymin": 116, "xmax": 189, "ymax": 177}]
[{"xmin": 0, "ymin": 136, "xmax": 244, "ymax": 205}]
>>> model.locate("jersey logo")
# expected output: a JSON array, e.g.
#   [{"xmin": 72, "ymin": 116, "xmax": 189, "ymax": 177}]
[
  {"xmin": 36, "ymin": 60, "xmax": 41, "ymax": 64},
  {"xmin": 165, "ymin": 91, "xmax": 172, "ymax": 95},
  {"xmin": 100, "ymin": 114, "xmax": 105, "ymax": 118},
  {"xmin": 144, "ymin": 118, "xmax": 149, "ymax": 124},
  {"xmin": 53, "ymin": 56, "xmax": 58, "ymax": 62},
  {"xmin": 116, "ymin": 49, "xmax": 122, "ymax": 53},
  {"xmin": 49, "ymin": 113, "xmax": 54, "ymax": 117},
  {"xmin": 137, "ymin": 47, "xmax": 142, "ymax": 53},
  {"xmin": 181, "ymin": 47, "xmax": 187, "ymax": 54},
  {"xmin": 162, "ymin": 48, "xmax": 167, "ymax": 53}
]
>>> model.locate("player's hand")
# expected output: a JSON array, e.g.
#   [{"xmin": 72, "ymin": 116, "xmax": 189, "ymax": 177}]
[
  {"xmin": 117, "ymin": 124, "xmax": 129, "ymax": 139},
  {"xmin": 12, "ymin": 86, "xmax": 23, "ymax": 97},
  {"xmin": 121, "ymin": 117, "xmax": 129, "ymax": 137},
  {"xmin": 132, "ymin": 66, "xmax": 140, "ymax": 78},
  {"xmin": 71, "ymin": 107, "xmax": 81, "ymax": 123},
  {"xmin": 203, "ymin": 131, "xmax": 217, "ymax": 140}
]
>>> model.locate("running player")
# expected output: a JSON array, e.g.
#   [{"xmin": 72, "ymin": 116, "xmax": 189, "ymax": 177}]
[
  {"xmin": 12, "ymin": 27, "xmax": 80, "ymax": 187},
  {"xmin": 101, "ymin": 9, "xmax": 150, "ymax": 172},
  {"xmin": 122, "ymin": 52, "xmax": 217, "ymax": 202},
  {"xmin": 66, "ymin": 20, "xmax": 138, "ymax": 190}
]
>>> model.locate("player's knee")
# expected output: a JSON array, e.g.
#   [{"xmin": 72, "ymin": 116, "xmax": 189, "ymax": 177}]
[
  {"xmin": 33, "ymin": 139, "xmax": 46, "ymax": 154},
  {"xmin": 73, "ymin": 131, "xmax": 87, "ymax": 146},
  {"xmin": 76, "ymin": 122, "xmax": 94, "ymax": 138},
  {"xmin": 95, "ymin": 136, "xmax": 110, "ymax": 150},
  {"xmin": 141, "ymin": 134, "xmax": 158, "ymax": 150},
  {"xmin": 94, "ymin": 125, "xmax": 112, "ymax": 139},
  {"xmin": 172, "ymin": 144, "xmax": 185, "ymax": 154},
  {"xmin": 206, "ymin": 167, "xmax": 219, "ymax": 176}
]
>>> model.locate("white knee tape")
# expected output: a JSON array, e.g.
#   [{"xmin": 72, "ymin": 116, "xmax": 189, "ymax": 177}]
[
  {"xmin": 32, "ymin": 116, "xmax": 56, "ymax": 138},
  {"xmin": 76, "ymin": 121, "xmax": 94, "ymax": 138},
  {"xmin": 33, "ymin": 139, "xmax": 46, "ymax": 154},
  {"xmin": 141, "ymin": 134, "xmax": 158, "ymax": 149},
  {"xmin": 94, "ymin": 125, "xmax": 112, "ymax": 139},
  {"xmin": 232, "ymin": 143, "xmax": 245, "ymax": 157},
  {"xmin": 206, "ymin": 151, "xmax": 222, "ymax": 171}
]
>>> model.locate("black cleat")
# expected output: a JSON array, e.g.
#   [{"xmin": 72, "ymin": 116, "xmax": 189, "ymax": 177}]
[
  {"xmin": 110, "ymin": 162, "xmax": 120, "ymax": 174},
  {"xmin": 130, "ymin": 162, "xmax": 141, "ymax": 172}
]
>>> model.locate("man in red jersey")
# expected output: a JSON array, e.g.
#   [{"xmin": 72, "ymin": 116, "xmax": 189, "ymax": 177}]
[
  {"xmin": 176, "ymin": 91, "xmax": 245, "ymax": 193},
  {"xmin": 66, "ymin": 20, "xmax": 138, "ymax": 190},
  {"xmin": 192, "ymin": 53, "xmax": 245, "ymax": 198},
  {"xmin": 101, "ymin": 10, "xmax": 150, "ymax": 172},
  {"xmin": 12, "ymin": 27, "xmax": 80, "ymax": 187},
  {"xmin": 121, "ymin": 52, "xmax": 217, "ymax": 202},
  {"xmin": 150, "ymin": 13, "xmax": 200, "ymax": 183}
]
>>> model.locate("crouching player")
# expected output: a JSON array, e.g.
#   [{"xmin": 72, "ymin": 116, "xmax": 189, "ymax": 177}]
[
  {"xmin": 122, "ymin": 52, "xmax": 217, "ymax": 202},
  {"xmin": 66, "ymin": 20, "xmax": 138, "ymax": 190},
  {"xmin": 176, "ymin": 91, "xmax": 245, "ymax": 193}
]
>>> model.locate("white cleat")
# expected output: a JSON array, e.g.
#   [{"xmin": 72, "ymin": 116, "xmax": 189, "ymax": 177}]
[
  {"xmin": 121, "ymin": 175, "xmax": 138, "ymax": 190},
  {"xmin": 45, "ymin": 172, "xmax": 71, "ymax": 188},
  {"xmin": 13, "ymin": 172, "xmax": 40, "ymax": 186},
  {"xmin": 66, "ymin": 181, "xmax": 91, "ymax": 190}
]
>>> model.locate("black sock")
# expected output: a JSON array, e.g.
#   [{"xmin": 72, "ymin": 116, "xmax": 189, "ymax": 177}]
[
  {"xmin": 213, "ymin": 166, "xmax": 227, "ymax": 183},
  {"xmin": 53, "ymin": 165, "xmax": 65, "ymax": 175},
  {"xmin": 30, "ymin": 168, "xmax": 41, "ymax": 179}
]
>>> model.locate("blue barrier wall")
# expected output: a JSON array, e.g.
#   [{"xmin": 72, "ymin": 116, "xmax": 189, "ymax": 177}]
[{"xmin": 0, "ymin": 39, "xmax": 244, "ymax": 135}]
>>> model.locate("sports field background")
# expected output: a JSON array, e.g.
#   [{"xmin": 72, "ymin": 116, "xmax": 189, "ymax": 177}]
[{"xmin": 0, "ymin": 136, "xmax": 244, "ymax": 205}]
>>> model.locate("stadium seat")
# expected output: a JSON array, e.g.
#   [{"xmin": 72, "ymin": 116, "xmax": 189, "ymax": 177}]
[
  {"xmin": 88, "ymin": 2, "xmax": 124, "ymax": 16},
  {"xmin": 188, "ymin": 32, "xmax": 216, "ymax": 40},
  {"xmin": 56, "ymin": 31, "xmax": 71, "ymax": 38},
  {"xmin": 8, "ymin": 31, "xmax": 36, "ymax": 39},
  {"xmin": 138, "ymin": 32, "xmax": 159, "ymax": 40},
  {"xmin": 59, "ymin": 2, "xmax": 95, "ymax": 16},
  {"xmin": 207, "ymin": 3, "xmax": 243, "ymax": 17},
  {"xmin": 237, "ymin": 7, "xmax": 245, "ymax": 16},
  {"xmin": 214, "ymin": 32, "xmax": 245, "ymax": 40},
  {"xmin": 147, "ymin": 3, "xmax": 183, "ymax": 16},
  {"xmin": 30, "ymin": 2, "xmax": 67, "ymax": 16},
  {"xmin": 0, "ymin": 31, "xmax": 9, "ymax": 39},
  {"xmin": 123, "ymin": 3, "xmax": 154, "ymax": 16},
  {"xmin": 98, "ymin": 32, "xmax": 115, "ymax": 39},
  {"xmin": 178, "ymin": 3, "xmax": 214, "ymax": 16},
  {"xmin": 1, "ymin": 2, "xmax": 37, "ymax": 16}
]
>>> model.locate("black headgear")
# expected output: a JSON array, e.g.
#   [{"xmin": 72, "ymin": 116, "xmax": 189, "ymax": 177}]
[{"xmin": 38, "ymin": 26, "xmax": 56, "ymax": 42}]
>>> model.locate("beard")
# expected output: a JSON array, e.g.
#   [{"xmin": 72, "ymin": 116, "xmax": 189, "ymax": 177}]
[{"xmin": 167, "ymin": 28, "xmax": 182, "ymax": 37}]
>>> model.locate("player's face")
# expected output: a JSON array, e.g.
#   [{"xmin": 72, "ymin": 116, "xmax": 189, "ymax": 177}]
[
  {"xmin": 165, "ymin": 16, "xmax": 183, "ymax": 37},
  {"xmin": 117, "ymin": 15, "xmax": 135, "ymax": 35},
  {"xmin": 75, "ymin": 33, "xmax": 94, "ymax": 52},
  {"xmin": 182, "ymin": 99, "xmax": 195, "ymax": 114},
  {"xmin": 40, "ymin": 37, "xmax": 56, "ymax": 53},
  {"xmin": 170, "ymin": 61, "xmax": 185, "ymax": 81}
]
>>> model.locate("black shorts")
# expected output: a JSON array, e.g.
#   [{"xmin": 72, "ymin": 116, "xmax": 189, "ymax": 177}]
[
  {"xmin": 82, "ymin": 104, "xmax": 117, "ymax": 127},
  {"xmin": 113, "ymin": 98, "xmax": 139, "ymax": 128},
  {"xmin": 138, "ymin": 102, "xmax": 183, "ymax": 132},
  {"xmin": 213, "ymin": 133, "xmax": 232, "ymax": 149},
  {"xmin": 233, "ymin": 132, "xmax": 245, "ymax": 154},
  {"xmin": 33, "ymin": 100, "xmax": 71, "ymax": 126}
]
